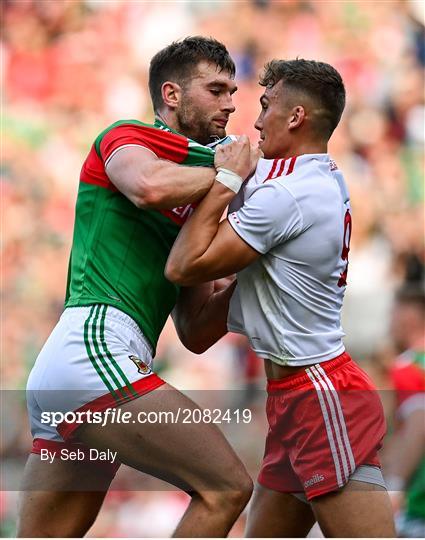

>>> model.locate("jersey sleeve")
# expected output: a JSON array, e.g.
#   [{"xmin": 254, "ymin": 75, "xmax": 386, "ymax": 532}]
[
  {"xmin": 227, "ymin": 182, "xmax": 303, "ymax": 254},
  {"xmin": 99, "ymin": 124, "xmax": 189, "ymax": 166},
  {"xmin": 390, "ymin": 359, "xmax": 425, "ymax": 419},
  {"xmin": 227, "ymin": 284, "xmax": 245, "ymax": 334}
]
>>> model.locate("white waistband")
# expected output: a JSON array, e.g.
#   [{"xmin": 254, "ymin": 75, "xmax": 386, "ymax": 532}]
[{"xmin": 63, "ymin": 305, "xmax": 153, "ymax": 356}]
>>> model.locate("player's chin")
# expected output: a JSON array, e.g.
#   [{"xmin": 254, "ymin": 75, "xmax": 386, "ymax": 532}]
[
  {"xmin": 210, "ymin": 126, "xmax": 226, "ymax": 139},
  {"xmin": 259, "ymin": 141, "xmax": 271, "ymax": 159}
]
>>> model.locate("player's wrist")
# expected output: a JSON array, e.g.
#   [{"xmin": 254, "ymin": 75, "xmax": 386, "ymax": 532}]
[{"xmin": 215, "ymin": 167, "xmax": 243, "ymax": 193}]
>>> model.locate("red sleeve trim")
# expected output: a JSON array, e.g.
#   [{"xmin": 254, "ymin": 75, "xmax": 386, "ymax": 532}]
[{"xmin": 80, "ymin": 144, "xmax": 117, "ymax": 190}]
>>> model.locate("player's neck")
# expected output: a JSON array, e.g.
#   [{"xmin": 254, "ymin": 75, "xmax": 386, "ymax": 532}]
[
  {"xmin": 284, "ymin": 139, "xmax": 328, "ymax": 159},
  {"xmin": 156, "ymin": 111, "xmax": 181, "ymax": 134}
]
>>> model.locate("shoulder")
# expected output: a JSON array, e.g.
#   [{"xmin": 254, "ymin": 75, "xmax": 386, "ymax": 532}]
[
  {"xmin": 248, "ymin": 177, "xmax": 299, "ymax": 207},
  {"xmin": 94, "ymin": 119, "xmax": 155, "ymax": 154},
  {"xmin": 391, "ymin": 352, "xmax": 425, "ymax": 391},
  {"xmin": 95, "ymin": 119, "xmax": 196, "ymax": 164},
  {"xmin": 237, "ymin": 180, "xmax": 303, "ymax": 235},
  {"xmin": 281, "ymin": 156, "xmax": 347, "ymax": 204},
  {"xmin": 96, "ymin": 119, "xmax": 187, "ymax": 152}
]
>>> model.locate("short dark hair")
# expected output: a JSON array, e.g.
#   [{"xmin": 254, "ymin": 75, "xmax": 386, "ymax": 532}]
[
  {"xmin": 149, "ymin": 36, "xmax": 235, "ymax": 112},
  {"xmin": 259, "ymin": 59, "xmax": 346, "ymax": 139}
]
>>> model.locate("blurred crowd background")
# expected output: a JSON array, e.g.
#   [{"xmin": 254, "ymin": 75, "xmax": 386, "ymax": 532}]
[{"xmin": 1, "ymin": 0, "xmax": 424, "ymax": 537}]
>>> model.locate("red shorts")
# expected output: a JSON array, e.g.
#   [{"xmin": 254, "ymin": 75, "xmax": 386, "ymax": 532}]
[{"xmin": 258, "ymin": 352, "xmax": 386, "ymax": 500}]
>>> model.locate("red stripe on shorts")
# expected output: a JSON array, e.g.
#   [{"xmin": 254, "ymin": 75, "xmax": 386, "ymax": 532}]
[
  {"xmin": 306, "ymin": 364, "xmax": 355, "ymax": 487},
  {"xmin": 57, "ymin": 374, "xmax": 165, "ymax": 440}
]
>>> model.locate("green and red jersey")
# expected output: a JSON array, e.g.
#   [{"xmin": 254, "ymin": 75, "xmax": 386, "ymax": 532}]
[{"xmin": 65, "ymin": 119, "xmax": 215, "ymax": 351}]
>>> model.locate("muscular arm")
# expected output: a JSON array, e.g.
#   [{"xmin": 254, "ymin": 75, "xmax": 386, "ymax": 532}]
[
  {"xmin": 165, "ymin": 181, "xmax": 259, "ymax": 285},
  {"xmin": 165, "ymin": 137, "xmax": 261, "ymax": 286},
  {"xmin": 383, "ymin": 408, "xmax": 425, "ymax": 487},
  {"xmin": 172, "ymin": 277, "xmax": 237, "ymax": 354},
  {"xmin": 106, "ymin": 146, "xmax": 216, "ymax": 209}
]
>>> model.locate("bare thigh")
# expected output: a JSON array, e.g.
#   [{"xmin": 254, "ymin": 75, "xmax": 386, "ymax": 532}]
[
  {"xmin": 17, "ymin": 454, "xmax": 114, "ymax": 537},
  {"xmin": 245, "ymin": 482, "xmax": 316, "ymax": 538},
  {"xmin": 18, "ymin": 384, "xmax": 251, "ymax": 537},
  {"xmin": 311, "ymin": 480, "xmax": 396, "ymax": 538},
  {"xmin": 77, "ymin": 383, "xmax": 249, "ymax": 493}
]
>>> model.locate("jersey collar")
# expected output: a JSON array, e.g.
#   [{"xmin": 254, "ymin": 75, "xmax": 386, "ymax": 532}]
[
  {"xmin": 153, "ymin": 118, "xmax": 212, "ymax": 151},
  {"xmin": 257, "ymin": 154, "xmax": 333, "ymax": 183},
  {"xmin": 154, "ymin": 117, "xmax": 177, "ymax": 134}
]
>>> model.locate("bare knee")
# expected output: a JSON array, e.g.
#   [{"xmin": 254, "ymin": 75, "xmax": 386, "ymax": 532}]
[
  {"xmin": 202, "ymin": 471, "xmax": 253, "ymax": 516},
  {"xmin": 233, "ymin": 470, "xmax": 254, "ymax": 508},
  {"xmin": 224, "ymin": 465, "xmax": 253, "ymax": 505}
]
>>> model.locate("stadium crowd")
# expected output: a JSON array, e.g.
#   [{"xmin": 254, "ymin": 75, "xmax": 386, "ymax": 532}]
[{"xmin": 2, "ymin": 0, "xmax": 424, "ymax": 536}]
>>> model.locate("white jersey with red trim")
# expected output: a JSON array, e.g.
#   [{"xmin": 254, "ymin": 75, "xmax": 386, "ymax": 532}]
[{"xmin": 227, "ymin": 154, "xmax": 351, "ymax": 366}]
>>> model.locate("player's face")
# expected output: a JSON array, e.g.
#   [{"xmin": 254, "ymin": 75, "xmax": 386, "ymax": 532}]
[
  {"xmin": 176, "ymin": 61, "xmax": 237, "ymax": 145},
  {"xmin": 390, "ymin": 303, "xmax": 423, "ymax": 352},
  {"xmin": 254, "ymin": 80, "xmax": 291, "ymax": 158}
]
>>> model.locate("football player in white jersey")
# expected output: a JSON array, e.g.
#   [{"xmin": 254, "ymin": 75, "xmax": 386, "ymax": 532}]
[{"xmin": 166, "ymin": 59, "xmax": 396, "ymax": 537}]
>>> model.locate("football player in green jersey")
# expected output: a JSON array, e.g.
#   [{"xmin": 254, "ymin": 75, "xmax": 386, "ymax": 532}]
[
  {"xmin": 17, "ymin": 37, "xmax": 257, "ymax": 537},
  {"xmin": 384, "ymin": 287, "xmax": 425, "ymax": 537}
]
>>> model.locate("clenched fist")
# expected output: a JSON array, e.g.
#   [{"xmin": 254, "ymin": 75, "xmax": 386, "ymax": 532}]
[{"xmin": 214, "ymin": 135, "xmax": 260, "ymax": 179}]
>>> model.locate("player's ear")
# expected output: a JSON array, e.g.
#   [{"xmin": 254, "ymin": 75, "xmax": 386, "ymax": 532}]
[
  {"xmin": 288, "ymin": 106, "xmax": 306, "ymax": 131},
  {"xmin": 161, "ymin": 81, "xmax": 182, "ymax": 110}
]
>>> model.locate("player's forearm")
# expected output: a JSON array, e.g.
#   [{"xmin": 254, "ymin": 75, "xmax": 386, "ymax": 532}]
[
  {"xmin": 165, "ymin": 181, "xmax": 233, "ymax": 284},
  {"xmin": 383, "ymin": 410, "xmax": 425, "ymax": 486},
  {"xmin": 173, "ymin": 278, "xmax": 236, "ymax": 354},
  {"xmin": 107, "ymin": 146, "xmax": 216, "ymax": 209},
  {"xmin": 140, "ymin": 161, "xmax": 216, "ymax": 209},
  {"xmin": 190, "ymin": 280, "xmax": 236, "ymax": 353}
]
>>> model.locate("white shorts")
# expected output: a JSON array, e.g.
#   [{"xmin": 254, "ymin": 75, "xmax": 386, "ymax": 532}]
[{"xmin": 27, "ymin": 305, "xmax": 164, "ymax": 445}]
